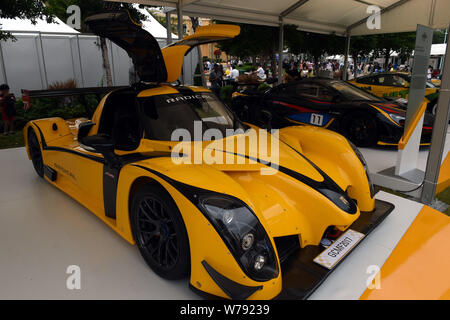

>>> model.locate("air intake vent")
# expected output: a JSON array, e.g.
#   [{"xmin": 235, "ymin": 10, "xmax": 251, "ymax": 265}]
[{"xmin": 274, "ymin": 235, "xmax": 300, "ymax": 264}]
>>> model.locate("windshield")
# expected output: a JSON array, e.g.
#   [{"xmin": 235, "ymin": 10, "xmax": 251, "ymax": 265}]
[
  {"xmin": 140, "ymin": 92, "xmax": 246, "ymax": 141},
  {"xmin": 330, "ymin": 81, "xmax": 383, "ymax": 102}
]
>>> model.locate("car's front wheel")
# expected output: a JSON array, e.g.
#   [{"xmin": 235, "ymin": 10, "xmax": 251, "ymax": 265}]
[
  {"xmin": 130, "ymin": 183, "xmax": 190, "ymax": 280},
  {"xmin": 343, "ymin": 112, "xmax": 378, "ymax": 147},
  {"xmin": 28, "ymin": 128, "xmax": 44, "ymax": 178}
]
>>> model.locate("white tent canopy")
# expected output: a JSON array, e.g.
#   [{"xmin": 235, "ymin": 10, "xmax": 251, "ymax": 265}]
[
  {"xmin": 0, "ymin": 16, "xmax": 79, "ymax": 34},
  {"xmin": 133, "ymin": 4, "xmax": 178, "ymax": 38},
  {"xmin": 115, "ymin": 0, "xmax": 449, "ymax": 36}
]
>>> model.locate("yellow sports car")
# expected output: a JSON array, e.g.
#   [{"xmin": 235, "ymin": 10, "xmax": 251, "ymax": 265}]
[
  {"xmin": 350, "ymin": 72, "xmax": 440, "ymax": 114},
  {"xmin": 24, "ymin": 11, "xmax": 393, "ymax": 300}
]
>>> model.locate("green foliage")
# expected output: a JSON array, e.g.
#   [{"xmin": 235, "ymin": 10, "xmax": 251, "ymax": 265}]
[
  {"xmin": 8, "ymin": 95, "xmax": 100, "ymax": 132},
  {"xmin": 257, "ymin": 83, "xmax": 271, "ymax": 92},
  {"xmin": 285, "ymin": 25, "xmax": 345, "ymax": 68},
  {"xmin": 372, "ymin": 32, "xmax": 416, "ymax": 67},
  {"xmin": 0, "ymin": 131, "xmax": 25, "ymax": 149},
  {"xmin": 0, "ymin": 0, "xmax": 55, "ymax": 41},
  {"xmin": 433, "ymin": 29, "xmax": 447, "ymax": 44},
  {"xmin": 236, "ymin": 64, "xmax": 253, "ymax": 73},
  {"xmin": 148, "ymin": 9, "xmax": 179, "ymax": 35},
  {"xmin": 220, "ymin": 85, "xmax": 235, "ymax": 106},
  {"xmin": 216, "ymin": 22, "xmax": 279, "ymax": 59}
]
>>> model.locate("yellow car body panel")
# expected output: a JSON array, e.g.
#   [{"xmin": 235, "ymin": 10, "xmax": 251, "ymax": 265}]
[
  {"xmin": 161, "ymin": 45, "xmax": 191, "ymax": 82},
  {"xmin": 179, "ymin": 24, "xmax": 241, "ymax": 42}
]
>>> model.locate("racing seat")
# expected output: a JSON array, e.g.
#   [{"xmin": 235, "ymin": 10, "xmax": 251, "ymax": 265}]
[
  {"xmin": 112, "ymin": 113, "xmax": 141, "ymax": 151},
  {"xmin": 97, "ymin": 89, "xmax": 142, "ymax": 151}
]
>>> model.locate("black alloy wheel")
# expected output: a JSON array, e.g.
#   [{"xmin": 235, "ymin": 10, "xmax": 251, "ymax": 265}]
[
  {"xmin": 131, "ymin": 184, "xmax": 190, "ymax": 280},
  {"xmin": 345, "ymin": 113, "xmax": 378, "ymax": 147},
  {"xmin": 28, "ymin": 129, "xmax": 44, "ymax": 177}
]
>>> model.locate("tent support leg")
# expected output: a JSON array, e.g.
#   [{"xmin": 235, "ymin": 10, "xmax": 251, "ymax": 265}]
[
  {"xmin": 166, "ymin": 11, "xmax": 173, "ymax": 45},
  {"xmin": 342, "ymin": 34, "xmax": 350, "ymax": 80},
  {"xmin": 177, "ymin": 0, "xmax": 184, "ymax": 84},
  {"xmin": 278, "ymin": 17, "xmax": 284, "ymax": 85},
  {"xmin": 421, "ymin": 29, "xmax": 450, "ymax": 204}
]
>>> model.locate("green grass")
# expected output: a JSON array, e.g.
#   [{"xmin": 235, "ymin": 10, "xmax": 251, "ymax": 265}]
[{"xmin": 0, "ymin": 131, "xmax": 25, "ymax": 149}]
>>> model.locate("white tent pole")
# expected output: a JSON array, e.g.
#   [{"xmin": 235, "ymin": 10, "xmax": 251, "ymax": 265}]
[
  {"xmin": 421, "ymin": 24, "xmax": 450, "ymax": 204},
  {"xmin": 166, "ymin": 11, "xmax": 173, "ymax": 45},
  {"xmin": 177, "ymin": 0, "xmax": 184, "ymax": 38},
  {"xmin": 177, "ymin": 0, "xmax": 184, "ymax": 84},
  {"xmin": 76, "ymin": 34, "xmax": 85, "ymax": 87},
  {"xmin": 343, "ymin": 34, "xmax": 351, "ymax": 80},
  {"xmin": 439, "ymin": 28, "xmax": 448, "ymax": 70},
  {"xmin": 38, "ymin": 32, "xmax": 49, "ymax": 88},
  {"xmin": 278, "ymin": 17, "xmax": 284, "ymax": 85},
  {"xmin": 277, "ymin": 1, "xmax": 310, "ymax": 84}
]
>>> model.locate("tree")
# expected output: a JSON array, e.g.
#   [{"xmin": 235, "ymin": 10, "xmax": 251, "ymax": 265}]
[
  {"xmin": 149, "ymin": 10, "xmax": 179, "ymax": 36},
  {"xmin": 216, "ymin": 23, "xmax": 280, "ymax": 75},
  {"xmin": 46, "ymin": 1, "xmax": 145, "ymax": 86},
  {"xmin": 285, "ymin": 26, "xmax": 345, "ymax": 74},
  {"xmin": 433, "ymin": 29, "xmax": 447, "ymax": 44},
  {"xmin": 349, "ymin": 35, "xmax": 376, "ymax": 77},
  {"xmin": 373, "ymin": 32, "xmax": 415, "ymax": 69},
  {"xmin": 0, "ymin": 0, "xmax": 55, "ymax": 41}
]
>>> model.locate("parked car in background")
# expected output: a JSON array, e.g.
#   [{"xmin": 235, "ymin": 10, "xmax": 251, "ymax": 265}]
[
  {"xmin": 349, "ymin": 72, "xmax": 440, "ymax": 114},
  {"xmin": 231, "ymin": 78, "xmax": 434, "ymax": 147}
]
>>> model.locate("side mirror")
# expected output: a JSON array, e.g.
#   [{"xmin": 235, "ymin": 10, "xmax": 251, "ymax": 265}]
[
  {"xmin": 80, "ymin": 134, "xmax": 120, "ymax": 167},
  {"xmin": 77, "ymin": 121, "xmax": 95, "ymax": 142}
]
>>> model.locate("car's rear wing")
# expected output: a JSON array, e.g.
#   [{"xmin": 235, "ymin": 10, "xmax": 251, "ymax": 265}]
[{"xmin": 21, "ymin": 86, "xmax": 126, "ymax": 110}]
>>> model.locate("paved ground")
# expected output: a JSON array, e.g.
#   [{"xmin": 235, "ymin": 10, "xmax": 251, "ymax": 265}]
[{"xmin": 0, "ymin": 142, "xmax": 440, "ymax": 299}]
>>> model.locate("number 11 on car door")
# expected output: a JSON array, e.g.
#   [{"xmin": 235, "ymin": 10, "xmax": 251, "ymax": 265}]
[{"xmin": 310, "ymin": 113, "xmax": 324, "ymax": 126}]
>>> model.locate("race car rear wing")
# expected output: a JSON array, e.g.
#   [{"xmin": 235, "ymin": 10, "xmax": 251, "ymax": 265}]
[{"xmin": 21, "ymin": 86, "xmax": 126, "ymax": 110}]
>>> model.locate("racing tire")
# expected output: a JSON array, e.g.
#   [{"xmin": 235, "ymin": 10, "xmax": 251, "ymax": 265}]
[
  {"xmin": 130, "ymin": 183, "xmax": 190, "ymax": 280},
  {"xmin": 28, "ymin": 128, "xmax": 44, "ymax": 178},
  {"xmin": 343, "ymin": 112, "xmax": 378, "ymax": 147}
]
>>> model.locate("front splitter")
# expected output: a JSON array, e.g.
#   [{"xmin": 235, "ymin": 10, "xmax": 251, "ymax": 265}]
[{"xmin": 276, "ymin": 199, "xmax": 395, "ymax": 300}]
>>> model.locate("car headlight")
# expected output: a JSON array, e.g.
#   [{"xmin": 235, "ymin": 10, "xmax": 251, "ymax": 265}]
[
  {"xmin": 199, "ymin": 195, "xmax": 279, "ymax": 282},
  {"xmin": 348, "ymin": 140, "xmax": 375, "ymax": 198},
  {"xmin": 389, "ymin": 113, "xmax": 405, "ymax": 125}
]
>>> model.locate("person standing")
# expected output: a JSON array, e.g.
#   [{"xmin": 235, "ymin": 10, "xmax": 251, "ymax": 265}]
[
  {"xmin": 0, "ymin": 84, "xmax": 16, "ymax": 135},
  {"xmin": 256, "ymin": 64, "xmax": 266, "ymax": 80},
  {"xmin": 427, "ymin": 65, "xmax": 433, "ymax": 80},
  {"xmin": 230, "ymin": 64, "xmax": 240, "ymax": 80},
  {"xmin": 209, "ymin": 64, "xmax": 223, "ymax": 99}
]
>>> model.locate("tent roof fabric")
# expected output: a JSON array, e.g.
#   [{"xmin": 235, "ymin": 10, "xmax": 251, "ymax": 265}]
[
  {"xmin": 0, "ymin": 16, "xmax": 79, "ymax": 33},
  {"xmin": 114, "ymin": 0, "xmax": 449, "ymax": 36}
]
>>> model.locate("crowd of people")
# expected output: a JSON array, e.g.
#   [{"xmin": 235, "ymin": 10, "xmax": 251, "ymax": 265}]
[{"xmin": 205, "ymin": 60, "xmax": 267, "ymax": 98}]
